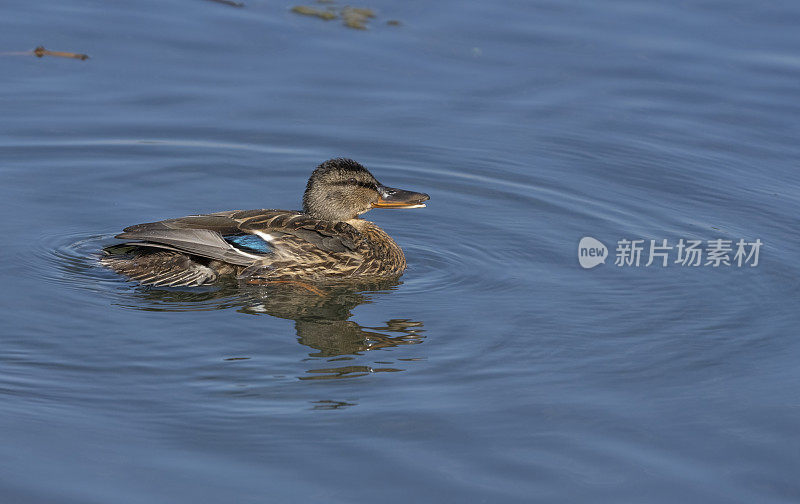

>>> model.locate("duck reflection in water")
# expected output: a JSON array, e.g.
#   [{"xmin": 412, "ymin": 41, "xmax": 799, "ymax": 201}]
[{"xmin": 124, "ymin": 278, "xmax": 425, "ymax": 380}]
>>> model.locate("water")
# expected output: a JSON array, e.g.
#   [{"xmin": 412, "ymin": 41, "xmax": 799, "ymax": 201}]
[{"xmin": 2, "ymin": 0, "xmax": 799, "ymax": 502}]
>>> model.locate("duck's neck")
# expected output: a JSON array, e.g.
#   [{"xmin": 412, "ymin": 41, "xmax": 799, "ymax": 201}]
[{"xmin": 345, "ymin": 218, "xmax": 406, "ymax": 275}]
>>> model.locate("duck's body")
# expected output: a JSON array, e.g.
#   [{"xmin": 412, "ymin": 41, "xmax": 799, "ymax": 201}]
[{"xmin": 101, "ymin": 159, "xmax": 429, "ymax": 287}]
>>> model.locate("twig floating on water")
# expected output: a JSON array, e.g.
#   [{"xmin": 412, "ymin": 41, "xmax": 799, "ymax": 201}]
[
  {"xmin": 205, "ymin": 0, "xmax": 245, "ymax": 7},
  {"xmin": 33, "ymin": 46, "xmax": 89, "ymax": 60}
]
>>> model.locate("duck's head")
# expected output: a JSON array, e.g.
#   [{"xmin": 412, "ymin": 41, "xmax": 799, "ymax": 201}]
[{"xmin": 302, "ymin": 158, "xmax": 430, "ymax": 222}]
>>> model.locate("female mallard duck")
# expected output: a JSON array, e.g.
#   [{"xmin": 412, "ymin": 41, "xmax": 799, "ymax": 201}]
[{"xmin": 101, "ymin": 158, "xmax": 429, "ymax": 287}]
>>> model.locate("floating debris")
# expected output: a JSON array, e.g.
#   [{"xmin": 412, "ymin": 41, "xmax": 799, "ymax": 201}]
[
  {"xmin": 206, "ymin": 0, "xmax": 245, "ymax": 6},
  {"xmin": 341, "ymin": 6, "xmax": 375, "ymax": 30},
  {"xmin": 291, "ymin": 5, "xmax": 337, "ymax": 21},
  {"xmin": 291, "ymin": 3, "xmax": 390, "ymax": 30},
  {"xmin": 386, "ymin": 19, "xmax": 401, "ymax": 26},
  {"xmin": 33, "ymin": 46, "xmax": 89, "ymax": 60}
]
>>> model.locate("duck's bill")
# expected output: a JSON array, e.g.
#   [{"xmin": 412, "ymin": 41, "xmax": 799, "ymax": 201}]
[{"xmin": 373, "ymin": 185, "xmax": 430, "ymax": 209}]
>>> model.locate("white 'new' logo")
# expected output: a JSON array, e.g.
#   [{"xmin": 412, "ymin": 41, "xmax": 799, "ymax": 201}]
[{"xmin": 578, "ymin": 237, "xmax": 607, "ymax": 269}]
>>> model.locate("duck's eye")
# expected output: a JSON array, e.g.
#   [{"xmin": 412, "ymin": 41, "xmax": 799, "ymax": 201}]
[{"xmin": 348, "ymin": 177, "xmax": 357, "ymax": 184}]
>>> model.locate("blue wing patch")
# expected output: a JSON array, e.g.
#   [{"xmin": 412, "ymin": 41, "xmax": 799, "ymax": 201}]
[{"xmin": 224, "ymin": 234, "xmax": 272, "ymax": 254}]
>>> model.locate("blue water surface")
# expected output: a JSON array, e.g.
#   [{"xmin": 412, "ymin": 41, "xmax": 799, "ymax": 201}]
[{"xmin": 1, "ymin": 0, "xmax": 799, "ymax": 502}]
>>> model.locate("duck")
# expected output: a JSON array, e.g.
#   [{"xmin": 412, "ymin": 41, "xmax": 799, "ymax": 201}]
[{"xmin": 101, "ymin": 158, "xmax": 429, "ymax": 287}]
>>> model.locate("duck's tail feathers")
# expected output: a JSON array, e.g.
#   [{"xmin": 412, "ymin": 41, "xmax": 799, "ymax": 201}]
[{"xmin": 100, "ymin": 250, "xmax": 218, "ymax": 287}]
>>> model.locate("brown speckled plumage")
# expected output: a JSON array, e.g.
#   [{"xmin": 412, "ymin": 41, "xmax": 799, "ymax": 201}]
[{"xmin": 101, "ymin": 159, "xmax": 428, "ymax": 287}]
